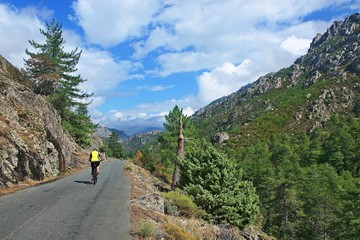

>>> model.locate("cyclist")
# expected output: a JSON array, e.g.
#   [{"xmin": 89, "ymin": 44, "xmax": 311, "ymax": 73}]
[{"xmin": 89, "ymin": 147, "xmax": 101, "ymax": 179}]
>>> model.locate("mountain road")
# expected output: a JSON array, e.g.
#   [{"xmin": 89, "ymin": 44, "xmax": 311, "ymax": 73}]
[{"xmin": 0, "ymin": 159, "xmax": 131, "ymax": 240}]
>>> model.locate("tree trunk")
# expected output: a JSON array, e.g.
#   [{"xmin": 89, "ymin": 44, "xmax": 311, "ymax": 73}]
[{"xmin": 171, "ymin": 113, "xmax": 184, "ymax": 189}]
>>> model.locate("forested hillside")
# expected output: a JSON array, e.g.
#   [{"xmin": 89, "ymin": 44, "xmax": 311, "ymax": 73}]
[{"xmin": 191, "ymin": 13, "xmax": 360, "ymax": 239}]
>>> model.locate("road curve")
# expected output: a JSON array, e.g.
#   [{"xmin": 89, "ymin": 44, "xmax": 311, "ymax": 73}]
[{"xmin": 0, "ymin": 159, "xmax": 131, "ymax": 240}]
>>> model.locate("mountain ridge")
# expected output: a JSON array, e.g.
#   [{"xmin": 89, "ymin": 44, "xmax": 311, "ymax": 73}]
[{"xmin": 192, "ymin": 13, "xmax": 359, "ymax": 140}]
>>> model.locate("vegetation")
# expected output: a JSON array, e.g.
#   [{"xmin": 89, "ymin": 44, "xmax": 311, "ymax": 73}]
[
  {"xmin": 132, "ymin": 220, "xmax": 156, "ymax": 238},
  {"xmin": 163, "ymin": 223, "xmax": 197, "ymax": 240},
  {"xmin": 162, "ymin": 190, "xmax": 203, "ymax": 218},
  {"xmin": 24, "ymin": 19, "xmax": 94, "ymax": 146},
  {"xmin": 106, "ymin": 132, "xmax": 123, "ymax": 158},
  {"xmin": 179, "ymin": 140, "xmax": 259, "ymax": 229},
  {"xmin": 215, "ymin": 115, "xmax": 358, "ymax": 239}
]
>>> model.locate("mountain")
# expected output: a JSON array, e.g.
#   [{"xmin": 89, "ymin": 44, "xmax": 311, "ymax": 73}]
[
  {"xmin": 193, "ymin": 13, "xmax": 360, "ymax": 141},
  {"xmin": 122, "ymin": 130, "xmax": 162, "ymax": 157},
  {"xmin": 109, "ymin": 128, "xmax": 128, "ymax": 140},
  {"xmin": 0, "ymin": 55, "xmax": 87, "ymax": 188},
  {"xmin": 95, "ymin": 125, "xmax": 128, "ymax": 140}
]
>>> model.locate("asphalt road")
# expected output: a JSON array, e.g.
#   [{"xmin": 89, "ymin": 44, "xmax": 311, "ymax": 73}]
[{"xmin": 0, "ymin": 159, "xmax": 131, "ymax": 240}]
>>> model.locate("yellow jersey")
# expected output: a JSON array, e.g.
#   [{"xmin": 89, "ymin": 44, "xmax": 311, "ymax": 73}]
[{"xmin": 90, "ymin": 150, "xmax": 99, "ymax": 162}]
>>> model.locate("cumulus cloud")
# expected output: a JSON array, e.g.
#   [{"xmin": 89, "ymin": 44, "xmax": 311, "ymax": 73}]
[
  {"xmin": 72, "ymin": 0, "xmax": 163, "ymax": 47},
  {"xmin": 0, "ymin": 4, "xmax": 44, "ymax": 67},
  {"xmin": 197, "ymin": 61, "xmax": 253, "ymax": 104},
  {"xmin": 280, "ymin": 35, "xmax": 311, "ymax": 55},
  {"xmin": 78, "ymin": 49, "xmax": 143, "ymax": 95}
]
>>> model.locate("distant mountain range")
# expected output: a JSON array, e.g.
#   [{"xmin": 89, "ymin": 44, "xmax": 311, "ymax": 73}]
[
  {"xmin": 95, "ymin": 125, "xmax": 128, "ymax": 140},
  {"xmin": 95, "ymin": 125, "xmax": 163, "ymax": 141}
]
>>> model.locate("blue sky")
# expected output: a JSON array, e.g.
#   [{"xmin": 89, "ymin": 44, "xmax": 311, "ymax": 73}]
[{"xmin": 0, "ymin": 0, "xmax": 359, "ymax": 134}]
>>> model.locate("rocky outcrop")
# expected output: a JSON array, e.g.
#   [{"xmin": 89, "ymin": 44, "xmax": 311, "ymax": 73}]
[
  {"xmin": 0, "ymin": 55, "xmax": 85, "ymax": 188},
  {"xmin": 213, "ymin": 132, "xmax": 230, "ymax": 144}
]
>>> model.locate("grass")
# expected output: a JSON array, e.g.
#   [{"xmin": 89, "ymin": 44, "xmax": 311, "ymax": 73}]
[{"xmin": 132, "ymin": 220, "xmax": 156, "ymax": 238}]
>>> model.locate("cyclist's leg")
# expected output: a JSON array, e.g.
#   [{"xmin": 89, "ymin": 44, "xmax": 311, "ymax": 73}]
[
  {"xmin": 96, "ymin": 162, "xmax": 100, "ymax": 174},
  {"xmin": 91, "ymin": 162, "xmax": 96, "ymax": 178}
]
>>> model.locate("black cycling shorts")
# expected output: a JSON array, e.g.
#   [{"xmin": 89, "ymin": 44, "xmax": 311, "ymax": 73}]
[{"xmin": 91, "ymin": 161, "xmax": 100, "ymax": 170}]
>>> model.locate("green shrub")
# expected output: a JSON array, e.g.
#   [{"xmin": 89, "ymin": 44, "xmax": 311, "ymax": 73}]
[
  {"xmin": 133, "ymin": 220, "xmax": 156, "ymax": 238},
  {"xmin": 179, "ymin": 140, "xmax": 259, "ymax": 229},
  {"xmin": 162, "ymin": 190, "xmax": 203, "ymax": 218}
]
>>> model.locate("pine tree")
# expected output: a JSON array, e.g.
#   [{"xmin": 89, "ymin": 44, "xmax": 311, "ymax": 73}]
[
  {"xmin": 24, "ymin": 19, "xmax": 94, "ymax": 146},
  {"xmin": 158, "ymin": 105, "xmax": 197, "ymax": 175},
  {"xmin": 108, "ymin": 132, "xmax": 123, "ymax": 158}
]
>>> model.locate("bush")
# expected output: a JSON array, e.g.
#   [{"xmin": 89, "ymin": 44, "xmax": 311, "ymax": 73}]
[{"xmin": 179, "ymin": 140, "xmax": 259, "ymax": 229}]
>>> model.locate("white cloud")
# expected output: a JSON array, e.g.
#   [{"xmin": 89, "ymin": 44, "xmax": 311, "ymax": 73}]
[
  {"xmin": 0, "ymin": 4, "xmax": 44, "ymax": 67},
  {"xmin": 72, "ymin": 0, "xmax": 163, "ymax": 47},
  {"xmin": 78, "ymin": 49, "xmax": 143, "ymax": 94},
  {"xmin": 280, "ymin": 35, "xmax": 311, "ymax": 55},
  {"xmin": 197, "ymin": 61, "xmax": 253, "ymax": 104},
  {"xmin": 183, "ymin": 107, "xmax": 195, "ymax": 116},
  {"xmin": 136, "ymin": 84, "xmax": 175, "ymax": 92}
]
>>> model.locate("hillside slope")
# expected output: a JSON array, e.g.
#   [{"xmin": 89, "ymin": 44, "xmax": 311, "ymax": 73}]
[{"xmin": 193, "ymin": 13, "xmax": 359, "ymax": 141}]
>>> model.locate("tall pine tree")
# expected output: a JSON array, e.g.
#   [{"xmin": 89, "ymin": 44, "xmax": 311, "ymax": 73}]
[
  {"xmin": 108, "ymin": 132, "xmax": 123, "ymax": 158},
  {"xmin": 24, "ymin": 19, "xmax": 94, "ymax": 146}
]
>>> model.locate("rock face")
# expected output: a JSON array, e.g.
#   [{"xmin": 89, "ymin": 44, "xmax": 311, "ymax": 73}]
[{"xmin": 0, "ymin": 55, "xmax": 84, "ymax": 188}]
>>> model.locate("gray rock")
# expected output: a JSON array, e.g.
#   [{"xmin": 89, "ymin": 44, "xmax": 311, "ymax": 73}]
[
  {"xmin": 213, "ymin": 132, "xmax": 229, "ymax": 144},
  {"xmin": 0, "ymin": 55, "xmax": 84, "ymax": 187}
]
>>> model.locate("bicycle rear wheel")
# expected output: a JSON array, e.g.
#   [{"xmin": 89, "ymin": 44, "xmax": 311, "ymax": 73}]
[{"xmin": 92, "ymin": 169, "xmax": 97, "ymax": 185}]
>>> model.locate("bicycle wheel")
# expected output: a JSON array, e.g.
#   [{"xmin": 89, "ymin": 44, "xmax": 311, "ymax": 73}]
[{"xmin": 92, "ymin": 169, "xmax": 97, "ymax": 185}]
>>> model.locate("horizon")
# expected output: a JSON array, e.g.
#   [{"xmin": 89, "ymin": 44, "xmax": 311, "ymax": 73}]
[{"xmin": 0, "ymin": 0, "xmax": 359, "ymax": 135}]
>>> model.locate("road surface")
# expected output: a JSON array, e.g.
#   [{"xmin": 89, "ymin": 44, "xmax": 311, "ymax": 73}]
[{"xmin": 0, "ymin": 159, "xmax": 131, "ymax": 240}]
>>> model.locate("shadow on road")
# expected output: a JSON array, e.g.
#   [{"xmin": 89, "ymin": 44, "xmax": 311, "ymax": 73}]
[{"xmin": 74, "ymin": 180, "xmax": 93, "ymax": 185}]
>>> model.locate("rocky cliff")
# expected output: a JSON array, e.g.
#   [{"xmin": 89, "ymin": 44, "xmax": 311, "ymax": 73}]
[{"xmin": 0, "ymin": 55, "xmax": 86, "ymax": 188}]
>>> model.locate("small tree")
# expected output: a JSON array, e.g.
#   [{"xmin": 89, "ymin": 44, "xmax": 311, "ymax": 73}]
[
  {"xmin": 159, "ymin": 105, "xmax": 197, "ymax": 185},
  {"xmin": 179, "ymin": 140, "xmax": 259, "ymax": 229}
]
